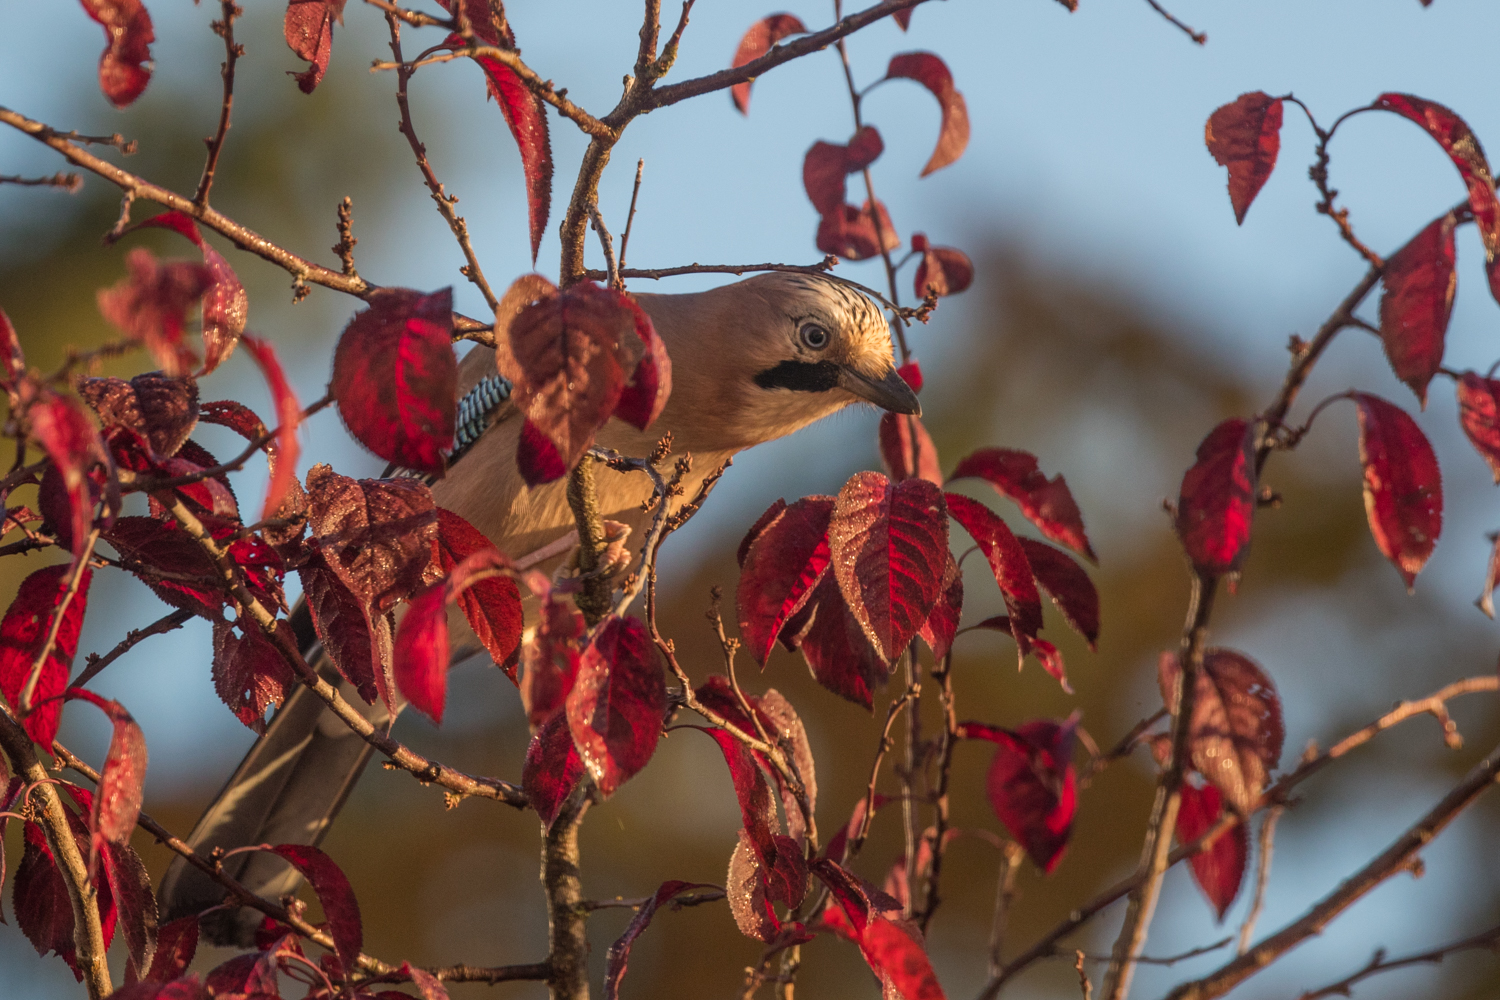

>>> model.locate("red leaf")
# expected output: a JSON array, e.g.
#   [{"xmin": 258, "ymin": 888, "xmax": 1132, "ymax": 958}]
[
  {"xmin": 1175, "ymin": 418, "xmax": 1256, "ymax": 576},
  {"xmin": 884, "ymin": 53, "xmax": 969, "ymax": 176},
  {"xmin": 613, "ymin": 296, "xmax": 673, "ymax": 431},
  {"xmin": 267, "ymin": 844, "xmax": 362, "ymax": 974},
  {"xmin": 79, "ymin": 0, "xmax": 155, "ymax": 107},
  {"xmin": 879, "ymin": 413, "xmax": 943, "ymax": 486},
  {"xmin": 1019, "ymin": 538, "xmax": 1099, "ymax": 649},
  {"xmin": 944, "ymin": 492, "xmax": 1043, "ymax": 658},
  {"xmin": 1177, "ymin": 782, "xmax": 1247, "ymax": 921},
  {"xmin": 803, "ymin": 127, "xmax": 885, "ymax": 216},
  {"xmin": 893, "ymin": 8, "xmax": 914, "ymax": 30},
  {"xmin": 133, "ymin": 211, "xmax": 248, "ymax": 374},
  {"xmin": 738, "ymin": 499, "xmax": 787, "ymax": 568},
  {"xmin": 97, "ymin": 249, "xmax": 212, "ymax": 377},
  {"xmin": 604, "ymin": 880, "xmax": 721, "ymax": 1000},
  {"xmin": 0, "ymin": 565, "xmax": 92, "ymax": 746},
  {"xmin": 1380, "ymin": 212, "xmax": 1458, "ymax": 406},
  {"xmin": 110, "ymin": 980, "xmax": 211, "ymax": 1000},
  {"xmin": 63, "ymin": 690, "xmax": 146, "ymax": 859},
  {"xmin": 1158, "ymin": 649, "xmax": 1284, "ymax": 815},
  {"xmin": 861, "ymin": 916, "xmax": 946, "ymax": 1000},
  {"xmin": 225, "ymin": 337, "xmax": 300, "ymax": 522},
  {"xmin": 1375, "ymin": 93, "xmax": 1500, "ymax": 300},
  {"xmin": 101, "ymin": 838, "xmax": 157, "ymax": 983},
  {"xmin": 285, "ymin": 0, "xmax": 346, "ymax": 93},
  {"xmin": 520, "ymin": 593, "xmax": 584, "ymax": 728},
  {"xmin": 779, "ymin": 570, "xmax": 890, "ymax": 710},
  {"xmin": 0, "ymin": 307, "xmax": 25, "ymax": 383},
  {"xmin": 401, "ymin": 961, "xmax": 451, "ymax": 1000},
  {"xmin": 1458, "ymin": 373, "xmax": 1500, "ymax": 482},
  {"xmin": 963, "ymin": 718, "xmax": 1077, "ymax": 873},
  {"xmin": 729, "ymin": 14, "xmax": 809, "ymax": 114},
  {"xmin": 727, "ymin": 830, "xmax": 780, "ymax": 941},
  {"xmin": 1353, "ymin": 393, "xmax": 1442, "ymax": 589},
  {"xmin": 816, "ymin": 200, "xmax": 900, "ymax": 261},
  {"xmin": 949, "ymin": 448, "xmax": 1095, "ymax": 561},
  {"xmin": 107, "ymin": 515, "xmax": 284, "ymax": 619},
  {"xmin": 434, "ymin": 508, "xmax": 523, "ymax": 679},
  {"xmin": 332, "ymin": 288, "xmax": 457, "ymax": 477},
  {"xmin": 696, "ymin": 679, "xmax": 818, "ymax": 845},
  {"xmin": 468, "ymin": 56, "xmax": 554, "ymax": 264},
  {"xmin": 211, "ymin": 620, "xmax": 296, "ymax": 733},
  {"xmin": 29, "ymin": 393, "xmax": 107, "ymax": 565},
  {"xmin": 1205, "ymin": 92, "xmax": 1284, "ymax": 225},
  {"xmin": 15, "ymin": 817, "xmax": 110, "ymax": 974},
  {"xmin": 516, "ymin": 418, "xmax": 568, "ymax": 486},
  {"xmin": 498, "ymin": 283, "xmax": 644, "ymax": 484},
  {"xmin": 522, "ymin": 712, "xmax": 584, "ymax": 829},
  {"xmin": 897, "ymin": 359, "xmax": 923, "ymax": 394},
  {"xmin": 699, "ymin": 727, "xmax": 779, "ymax": 872},
  {"xmin": 305, "ymin": 465, "xmax": 438, "ymax": 613},
  {"xmin": 829, "ymin": 472, "xmax": 949, "ymax": 663},
  {"xmin": 914, "ymin": 243, "xmax": 975, "ymax": 299},
  {"xmin": 392, "ymin": 582, "xmax": 451, "ymax": 725},
  {"xmin": 81, "ymin": 373, "xmax": 200, "ymax": 460},
  {"xmin": 297, "ymin": 558, "xmax": 379, "ymax": 704},
  {"xmin": 917, "ymin": 552, "xmax": 963, "ymax": 662},
  {"xmin": 736, "ymin": 496, "xmax": 834, "ymax": 664},
  {"xmin": 129, "ymin": 916, "xmax": 198, "ymax": 986},
  {"xmin": 564, "ymin": 616, "xmax": 666, "ymax": 797}
]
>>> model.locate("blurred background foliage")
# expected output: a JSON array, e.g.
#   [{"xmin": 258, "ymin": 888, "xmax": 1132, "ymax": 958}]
[{"xmin": 3, "ymin": 2, "xmax": 1499, "ymax": 999}]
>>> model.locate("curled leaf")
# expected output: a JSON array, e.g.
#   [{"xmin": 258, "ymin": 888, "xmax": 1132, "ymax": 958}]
[
  {"xmin": 1457, "ymin": 372, "xmax": 1500, "ymax": 483},
  {"xmin": 730, "ymin": 14, "xmax": 808, "ymax": 114},
  {"xmin": 883, "ymin": 53, "xmax": 969, "ymax": 176},
  {"xmin": 80, "ymin": 0, "xmax": 154, "ymax": 107},
  {"xmin": 962, "ymin": 717, "xmax": 1077, "ymax": 873},
  {"xmin": 285, "ymin": 0, "xmax": 346, "ymax": 93},
  {"xmin": 948, "ymin": 448, "xmax": 1095, "ymax": 561}
]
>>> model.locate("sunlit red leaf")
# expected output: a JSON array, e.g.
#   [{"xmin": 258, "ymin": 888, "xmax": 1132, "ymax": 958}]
[
  {"xmin": 522, "ymin": 712, "xmax": 584, "ymax": 828},
  {"xmin": 333, "ymin": 288, "xmax": 456, "ymax": 477},
  {"xmin": 434, "ymin": 508, "xmax": 523, "ymax": 679},
  {"xmin": 603, "ymin": 880, "xmax": 720, "ymax": 1000},
  {"xmin": 133, "ymin": 211, "xmax": 248, "ymax": 374},
  {"xmin": 1379, "ymin": 211, "xmax": 1457, "ymax": 406},
  {"xmin": 699, "ymin": 726, "xmax": 778, "ymax": 869},
  {"xmin": 63, "ymin": 690, "xmax": 146, "ymax": 863},
  {"xmin": 949, "ymin": 448, "xmax": 1095, "ymax": 561},
  {"xmin": 730, "ymin": 14, "xmax": 809, "ymax": 113},
  {"xmin": 917, "ymin": 552, "xmax": 963, "ymax": 662},
  {"xmin": 861, "ymin": 916, "xmax": 946, "ymax": 1000},
  {"xmin": 803, "ymin": 127, "xmax": 885, "ymax": 216},
  {"xmin": 737, "ymin": 496, "xmax": 834, "ymax": 664},
  {"xmin": 392, "ymin": 582, "xmax": 450, "ymax": 725},
  {"xmin": 613, "ymin": 296, "xmax": 673, "ymax": 431},
  {"xmin": 29, "ymin": 393, "xmax": 107, "ymax": 565},
  {"xmin": 1458, "ymin": 372, "xmax": 1500, "ymax": 483},
  {"xmin": 81, "ymin": 373, "xmax": 199, "ymax": 460},
  {"xmin": 97, "ymin": 249, "xmax": 212, "ymax": 377},
  {"xmin": 884, "ymin": 53, "xmax": 969, "ymax": 176},
  {"xmin": 466, "ymin": 55, "xmax": 554, "ymax": 263},
  {"xmin": 944, "ymin": 492, "xmax": 1043, "ymax": 660},
  {"xmin": 1205, "ymin": 92, "xmax": 1284, "ymax": 225},
  {"xmin": 267, "ymin": 844, "xmax": 361, "ymax": 974},
  {"xmin": 235, "ymin": 335, "xmax": 303, "ymax": 519},
  {"xmin": 498, "ymin": 282, "xmax": 644, "ymax": 484},
  {"xmin": 0, "ymin": 307, "xmax": 24, "ymax": 384},
  {"xmin": 1353, "ymin": 393, "xmax": 1442, "ymax": 589},
  {"xmin": 897, "ymin": 359, "xmax": 923, "ymax": 394},
  {"xmin": 727, "ymin": 830, "xmax": 780, "ymax": 941},
  {"xmin": 211, "ymin": 620, "xmax": 296, "ymax": 733},
  {"xmin": 695, "ymin": 678, "xmax": 818, "ymax": 845},
  {"xmin": 128, "ymin": 915, "xmax": 198, "ymax": 987},
  {"xmin": 107, "ymin": 515, "xmax": 283, "ymax": 619},
  {"xmin": 285, "ymin": 0, "xmax": 346, "ymax": 93},
  {"xmin": 817, "ymin": 200, "xmax": 900, "ymax": 261},
  {"xmin": 778, "ymin": 570, "xmax": 890, "ymax": 710},
  {"xmin": 520, "ymin": 593, "xmax": 585, "ymax": 728},
  {"xmin": 79, "ymin": 0, "xmax": 154, "ymax": 107},
  {"xmin": 0, "ymin": 565, "xmax": 92, "ymax": 746},
  {"xmin": 879, "ymin": 413, "xmax": 943, "ymax": 486},
  {"xmin": 961, "ymin": 717, "xmax": 1077, "ymax": 873},
  {"xmin": 15, "ymin": 810, "xmax": 117, "ymax": 973},
  {"xmin": 1158, "ymin": 648, "xmax": 1284, "ymax": 815},
  {"xmin": 1019, "ymin": 537, "xmax": 1099, "ymax": 649},
  {"xmin": 1177, "ymin": 781, "xmax": 1247, "ymax": 921},
  {"xmin": 565, "ymin": 616, "xmax": 665, "ymax": 797},
  {"xmin": 306, "ymin": 465, "xmax": 438, "ymax": 612},
  {"xmin": 913, "ymin": 239, "xmax": 974, "ymax": 299},
  {"xmin": 1175, "ymin": 418, "xmax": 1256, "ymax": 576},
  {"xmin": 829, "ymin": 472, "xmax": 949, "ymax": 663}
]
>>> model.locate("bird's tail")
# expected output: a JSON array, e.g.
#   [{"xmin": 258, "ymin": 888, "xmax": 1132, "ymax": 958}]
[{"xmin": 156, "ymin": 604, "xmax": 393, "ymax": 946}]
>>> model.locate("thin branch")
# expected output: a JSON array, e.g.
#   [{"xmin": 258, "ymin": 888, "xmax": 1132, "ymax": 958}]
[
  {"xmin": 843, "ymin": 683, "xmax": 920, "ymax": 863},
  {"xmin": 1295, "ymin": 924, "xmax": 1500, "ymax": 1000},
  {"xmin": 0, "ymin": 172, "xmax": 82, "ymax": 192},
  {"xmin": 72, "ymin": 608, "xmax": 194, "ymax": 689},
  {"xmin": 1076, "ymin": 951, "xmax": 1095, "ymax": 1000},
  {"xmin": 590, "ymin": 203, "xmax": 621, "ymax": 290},
  {"xmin": 332, "ymin": 196, "xmax": 359, "ymax": 277},
  {"xmin": 1237, "ymin": 806, "xmax": 1282, "ymax": 955},
  {"xmin": 1141, "ymin": 0, "xmax": 1207, "ymax": 45},
  {"xmin": 1163, "ymin": 740, "xmax": 1500, "ymax": 1000},
  {"xmin": 916, "ymin": 650, "xmax": 959, "ymax": 933},
  {"xmin": 1078, "ymin": 939, "xmax": 1234, "ymax": 967},
  {"xmin": 581, "ymin": 888, "xmax": 725, "ymax": 911},
  {"xmin": 618, "ymin": 159, "xmax": 645, "ymax": 274},
  {"xmin": 581, "ymin": 258, "xmax": 838, "ymax": 282},
  {"xmin": 987, "ymin": 840, "xmax": 1025, "ymax": 977},
  {"xmin": 194, "ymin": 2, "xmax": 243, "ymax": 205},
  {"xmin": 360, "ymin": 0, "xmax": 456, "ymax": 29}
]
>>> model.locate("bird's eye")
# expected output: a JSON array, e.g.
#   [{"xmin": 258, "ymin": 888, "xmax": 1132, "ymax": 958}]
[{"xmin": 799, "ymin": 323, "xmax": 830, "ymax": 350}]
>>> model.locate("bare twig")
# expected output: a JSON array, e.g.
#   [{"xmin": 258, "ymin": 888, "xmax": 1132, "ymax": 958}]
[
  {"xmin": 194, "ymin": 2, "xmax": 243, "ymax": 205},
  {"xmin": 617, "ymin": 159, "xmax": 645, "ymax": 273},
  {"xmin": 333, "ymin": 196, "xmax": 359, "ymax": 277},
  {"xmin": 1080, "ymin": 939, "xmax": 1233, "ymax": 967},
  {"xmin": 1295, "ymin": 923, "xmax": 1500, "ymax": 1000},
  {"xmin": 843, "ymin": 683, "xmax": 921, "ymax": 863},
  {"xmin": 590, "ymin": 203, "xmax": 621, "ymax": 290},
  {"xmin": 1237, "ymin": 806, "xmax": 1282, "ymax": 955},
  {"xmin": 916, "ymin": 650, "xmax": 959, "ymax": 933},
  {"xmin": 1283, "ymin": 98, "xmax": 1387, "ymax": 269},
  {"xmin": 72, "ymin": 608, "xmax": 194, "ymax": 689},
  {"xmin": 581, "ymin": 259, "xmax": 838, "ymax": 282},
  {"xmin": 360, "ymin": 0, "xmax": 455, "ymax": 29},
  {"xmin": 0, "ymin": 172, "xmax": 82, "ymax": 192},
  {"xmin": 1141, "ymin": 0, "xmax": 1207, "ymax": 44},
  {"xmin": 581, "ymin": 888, "xmax": 725, "ymax": 911},
  {"xmin": 987, "ymin": 840, "xmax": 1025, "ymax": 977},
  {"xmin": 1076, "ymin": 951, "xmax": 1094, "ymax": 1000}
]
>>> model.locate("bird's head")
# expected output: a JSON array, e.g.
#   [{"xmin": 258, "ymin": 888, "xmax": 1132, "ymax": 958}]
[{"xmin": 637, "ymin": 272, "xmax": 920, "ymax": 453}]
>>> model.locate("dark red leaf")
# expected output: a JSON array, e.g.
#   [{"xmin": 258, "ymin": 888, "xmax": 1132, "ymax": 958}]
[
  {"xmin": 522, "ymin": 712, "xmax": 584, "ymax": 829},
  {"xmin": 0, "ymin": 307, "xmax": 25, "ymax": 384},
  {"xmin": 816, "ymin": 200, "xmax": 900, "ymax": 261},
  {"xmin": 97, "ymin": 249, "xmax": 212, "ymax": 376},
  {"xmin": 467, "ymin": 56, "xmax": 554, "ymax": 264},
  {"xmin": 1175, "ymin": 418, "xmax": 1256, "ymax": 576},
  {"xmin": 730, "ymin": 14, "xmax": 809, "ymax": 114},
  {"xmin": 241, "ymin": 335, "xmax": 303, "ymax": 519},
  {"xmin": 267, "ymin": 844, "xmax": 361, "ymax": 973},
  {"xmin": 1375, "ymin": 93, "xmax": 1500, "ymax": 301},
  {"xmin": 516, "ymin": 418, "xmax": 568, "ymax": 486},
  {"xmin": 879, "ymin": 413, "xmax": 943, "ymax": 486},
  {"xmin": 306, "ymin": 465, "xmax": 438, "ymax": 613},
  {"xmin": 29, "ymin": 393, "xmax": 107, "ymax": 565},
  {"xmin": 1177, "ymin": 782, "xmax": 1247, "ymax": 921},
  {"xmin": 695, "ymin": 680, "xmax": 818, "ymax": 844},
  {"xmin": 613, "ymin": 296, "xmax": 673, "ymax": 432},
  {"xmin": 949, "ymin": 448, "xmax": 1095, "ymax": 561},
  {"xmin": 944, "ymin": 492, "xmax": 1044, "ymax": 660},
  {"xmin": 332, "ymin": 288, "xmax": 457, "ymax": 477},
  {"xmin": 298, "ymin": 558, "xmax": 379, "ymax": 705},
  {"xmin": 133, "ymin": 211, "xmax": 248, "ymax": 374},
  {"xmin": 15, "ymin": 798, "xmax": 119, "ymax": 975},
  {"xmin": 1353, "ymin": 393, "xmax": 1442, "ymax": 589},
  {"xmin": 779, "ymin": 570, "xmax": 890, "ymax": 710},
  {"xmin": 727, "ymin": 830, "xmax": 780, "ymax": 941},
  {"xmin": 79, "ymin": 0, "xmax": 154, "ymax": 107},
  {"xmin": 604, "ymin": 880, "xmax": 721, "ymax": 1000},
  {"xmin": 1158, "ymin": 649, "xmax": 1284, "ymax": 815},
  {"xmin": 1458, "ymin": 372, "xmax": 1500, "ymax": 482},
  {"xmin": 1205, "ymin": 92, "xmax": 1284, "ymax": 225},
  {"xmin": 914, "ymin": 242, "xmax": 975, "ymax": 299},
  {"xmin": 79, "ymin": 373, "xmax": 199, "ymax": 460},
  {"xmin": 893, "ymin": 8, "xmax": 914, "ymax": 29},
  {"xmin": 737, "ymin": 496, "xmax": 834, "ymax": 664},
  {"xmin": 699, "ymin": 727, "xmax": 778, "ymax": 869},
  {"xmin": 107, "ymin": 516, "xmax": 284, "ymax": 619},
  {"xmin": 917, "ymin": 552, "xmax": 963, "ymax": 662},
  {"xmin": 110, "ymin": 979, "xmax": 211, "ymax": 1000},
  {"xmin": 129, "ymin": 915, "xmax": 198, "ymax": 986},
  {"xmin": 102, "ymin": 838, "xmax": 157, "ymax": 983},
  {"xmin": 211, "ymin": 620, "xmax": 296, "ymax": 733},
  {"xmin": 1380, "ymin": 211, "xmax": 1458, "ymax": 406},
  {"xmin": 0, "ymin": 565, "xmax": 92, "ymax": 746},
  {"xmin": 829, "ymin": 472, "xmax": 949, "ymax": 663},
  {"xmin": 884, "ymin": 53, "xmax": 969, "ymax": 176},
  {"xmin": 520, "ymin": 593, "xmax": 584, "ymax": 728},
  {"xmin": 564, "ymin": 616, "xmax": 665, "ymax": 797},
  {"xmin": 803, "ymin": 127, "xmax": 885, "ymax": 216},
  {"xmin": 963, "ymin": 718, "xmax": 1077, "ymax": 873},
  {"xmin": 285, "ymin": 0, "xmax": 346, "ymax": 93},
  {"xmin": 63, "ymin": 690, "xmax": 146, "ymax": 862},
  {"xmin": 1019, "ymin": 538, "xmax": 1099, "ymax": 649},
  {"xmin": 434, "ymin": 508, "xmax": 523, "ymax": 679}
]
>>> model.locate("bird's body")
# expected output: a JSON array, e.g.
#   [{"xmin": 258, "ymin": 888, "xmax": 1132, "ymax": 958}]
[{"xmin": 159, "ymin": 273, "xmax": 919, "ymax": 940}]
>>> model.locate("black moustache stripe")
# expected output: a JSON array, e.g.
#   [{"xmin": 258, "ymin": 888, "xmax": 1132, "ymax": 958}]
[{"xmin": 753, "ymin": 359, "xmax": 842, "ymax": 393}]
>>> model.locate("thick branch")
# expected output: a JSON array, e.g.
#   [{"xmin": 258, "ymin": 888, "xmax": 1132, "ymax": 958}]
[{"xmin": 545, "ymin": 785, "xmax": 592, "ymax": 1000}]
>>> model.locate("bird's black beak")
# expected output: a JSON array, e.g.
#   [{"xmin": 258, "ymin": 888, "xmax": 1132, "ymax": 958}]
[{"xmin": 838, "ymin": 364, "xmax": 922, "ymax": 416}]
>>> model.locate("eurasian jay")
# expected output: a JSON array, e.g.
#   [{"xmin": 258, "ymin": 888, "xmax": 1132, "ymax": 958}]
[{"xmin": 157, "ymin": 272, "xmax": 921, "ymax": 941}]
